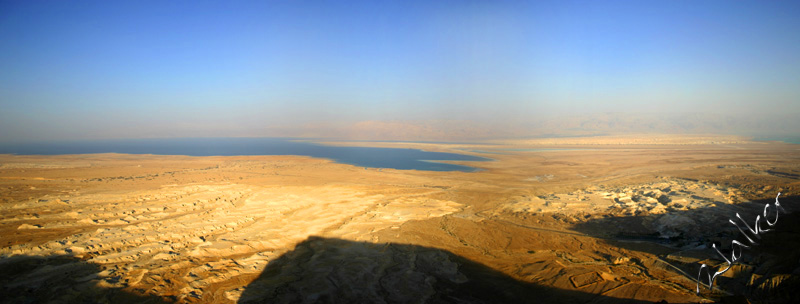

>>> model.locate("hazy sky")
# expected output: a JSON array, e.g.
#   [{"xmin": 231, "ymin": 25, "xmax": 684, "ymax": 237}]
[{"xmin": 1, "ymin": 0, "xmax": 799, "ymax": 141}]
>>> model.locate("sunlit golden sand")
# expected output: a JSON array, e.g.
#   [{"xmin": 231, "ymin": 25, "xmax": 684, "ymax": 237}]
[{"xmin": 2, "ymin": 135, "xmax": 799, "ymax": 303}]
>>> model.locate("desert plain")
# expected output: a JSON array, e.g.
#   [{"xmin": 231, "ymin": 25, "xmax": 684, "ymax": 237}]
[{"xmin": 1, "ymin": 135, "xmax": 800, "ymax": 303}]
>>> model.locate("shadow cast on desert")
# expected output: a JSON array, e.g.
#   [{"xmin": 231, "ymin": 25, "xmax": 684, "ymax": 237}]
[
  {"xmin": 238, "ymin": 236, "xmax": 652, "ymax": 304},
  {"xmin": 570, "ymin": 194, "xmax": 800, "ymax": 303},
  {"xmin": 0, "ymin": 254, "xmax": 167, "ymax": 304}
]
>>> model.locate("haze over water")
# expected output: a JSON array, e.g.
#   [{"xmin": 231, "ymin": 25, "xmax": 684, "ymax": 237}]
[
  {"xmin": 1, "ymin": 1, "xmax": 799, "ymax": 142},
  {"xmin": 2, "ymin": 2, "xmax": 800, "ymax": 303}
]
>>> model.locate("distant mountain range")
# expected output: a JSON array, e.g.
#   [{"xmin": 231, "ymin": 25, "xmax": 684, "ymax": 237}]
[{"xmin": 270, "ymin": 112, "xmax": 800, "ymax": 141}]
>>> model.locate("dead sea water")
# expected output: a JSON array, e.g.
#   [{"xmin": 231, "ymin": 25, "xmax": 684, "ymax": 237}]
[{"xmin": 0, "ymin": 137, "xmax": 490, "ymax": 172}]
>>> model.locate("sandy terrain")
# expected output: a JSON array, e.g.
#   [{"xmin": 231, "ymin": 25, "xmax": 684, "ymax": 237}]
[{"xmin": 1, "ymin": 136, "xmax": 800, "ymax": 303}]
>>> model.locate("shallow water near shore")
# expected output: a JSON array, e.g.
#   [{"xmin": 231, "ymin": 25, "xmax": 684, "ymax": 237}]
[
  {"xmin": 0, "ymin": 137, "xmax": 489, "ymax": 172},
  {"xmin": 755, "ymin": 136, "xmax": 800, "ymax": 145}
]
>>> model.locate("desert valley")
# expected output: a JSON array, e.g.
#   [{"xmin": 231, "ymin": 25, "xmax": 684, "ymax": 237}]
[
  {"xmin": 2, "ymin": 135, "xmax": 799, "ymax": 303},
  {"xmin": 3, "ymin": 2, "xmax": 800, "ymax": 302}
]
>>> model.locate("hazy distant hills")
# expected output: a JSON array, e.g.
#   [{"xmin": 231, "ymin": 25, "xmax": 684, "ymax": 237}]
[{"xmin": 274, "ymin": 112, "xmax": 800, "ymax": 142}]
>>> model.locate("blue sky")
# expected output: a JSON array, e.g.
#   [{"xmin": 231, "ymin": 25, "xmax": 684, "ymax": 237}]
[{"xmin": 1, "ymin": 0, "xmax": 799, "ymax": 141}]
